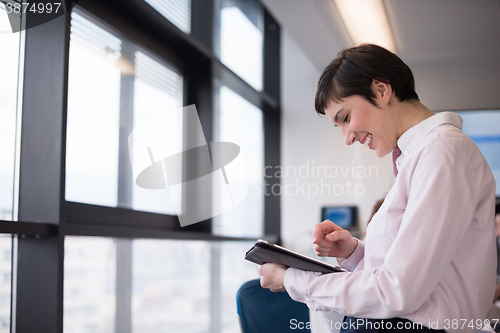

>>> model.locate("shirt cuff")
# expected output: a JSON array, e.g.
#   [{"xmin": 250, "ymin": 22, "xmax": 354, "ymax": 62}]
[
  {"xmin": 284, "ymin": 268, "xmax": 317, "ymax": 302},
  {"xmin": 336, "ymin": 239, "xmax": 365, "ymax": 272},
  {"xmin": 284, "ymin": 268, "xmax": 332, "ymax": 312}
]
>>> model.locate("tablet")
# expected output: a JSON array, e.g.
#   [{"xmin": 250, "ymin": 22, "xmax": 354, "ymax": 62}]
[{"xmin": 245, "ymin": 239, "xmax": 345, "ymax": 274}]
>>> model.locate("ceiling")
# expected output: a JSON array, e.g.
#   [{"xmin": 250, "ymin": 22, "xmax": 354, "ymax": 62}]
[{"xmin": 260, "ymin": 0, "xmax": 500, "ymax": 70}]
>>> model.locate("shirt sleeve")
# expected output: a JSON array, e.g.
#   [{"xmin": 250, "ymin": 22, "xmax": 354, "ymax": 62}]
[
  {"xmin": 284, "ymin": 138, "xmax": 485, "ymax": 319},
  {"xmin": 336, "ymin": 239, "xmax": 365, "ymax": 272}
]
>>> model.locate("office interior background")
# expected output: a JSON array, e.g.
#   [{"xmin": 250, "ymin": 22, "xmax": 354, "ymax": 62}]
[{"xmin": 0, "ymin": 0, "xmax": 500, "ymax": 332}]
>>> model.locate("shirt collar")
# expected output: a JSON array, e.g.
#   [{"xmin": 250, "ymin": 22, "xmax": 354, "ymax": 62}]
[{"xmin": 396, "ymin": 112, "xmax": 463, "ymax": 154}]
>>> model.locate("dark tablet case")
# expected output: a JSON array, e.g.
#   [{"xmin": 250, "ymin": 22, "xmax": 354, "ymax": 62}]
[{"xmin": 245, "ymin": 239, "xmax": 345, "ymax": 274}]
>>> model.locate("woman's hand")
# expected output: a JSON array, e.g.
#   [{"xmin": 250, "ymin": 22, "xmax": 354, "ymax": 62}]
[
  {"xmin": 494, "ymin": 283, "xmax": 500, "ymax": 302},
  {"xmin": 258, "ymin": 263, "xmax": 287, "ymax": 292},
  {"xmin": 312, "ymin": 220, "xmax": 358, "ymax": 259}
]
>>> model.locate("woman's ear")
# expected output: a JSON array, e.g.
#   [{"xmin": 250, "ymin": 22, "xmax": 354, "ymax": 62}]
[{"xmin": 371, "ymin": 79, "xmax": 393, "ymax": 106}]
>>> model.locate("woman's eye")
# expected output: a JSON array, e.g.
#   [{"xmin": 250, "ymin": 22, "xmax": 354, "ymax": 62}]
[{"xmin": 343, "ymin": 113, "xmax": 351, "ymax": 123}]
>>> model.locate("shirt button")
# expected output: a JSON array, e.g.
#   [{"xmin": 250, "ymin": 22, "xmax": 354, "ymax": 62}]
[{"xmin": 403, "ymin": 150, "xmax": 409, "ymax": 155}]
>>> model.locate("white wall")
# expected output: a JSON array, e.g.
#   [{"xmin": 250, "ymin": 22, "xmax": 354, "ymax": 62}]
[
  {"xmin": 405, "ymin": 53, "xmax": 500, "ymax": 111},
  {"xmin": 280, "ymin": 30, "xmax": 394, "ymax": 253}
]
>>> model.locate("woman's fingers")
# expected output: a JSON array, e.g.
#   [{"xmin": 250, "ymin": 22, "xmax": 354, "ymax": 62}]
[
  {"xmin": 314, "ymin": 229, "xmax": 343, "ymax": 248},
  {"xmin": 312, "ymin": 221, "xmax": 355, "ymax": 257},
  {"xmin": 313, "ymin": 221, "xmax": 342, "ymax": 244},
  {"xmin": 312, "ymin": 220, "xmax": 335, "ymax": 243},
  {"xmin": 327, "ymin": 229, "xmax": 350, "ymax": 242},
  {"xmin": 313, "ymin": 228, "xmax": 356, "ymax": 257},
  {"xmin": 258, "ymin": 263, "xmax": 287, "ymax": 292}
]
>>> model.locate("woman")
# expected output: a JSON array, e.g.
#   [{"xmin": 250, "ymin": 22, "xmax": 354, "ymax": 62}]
[{"xmin": 258, "ymin": 44, "xmax": 496, "ymax": 333}]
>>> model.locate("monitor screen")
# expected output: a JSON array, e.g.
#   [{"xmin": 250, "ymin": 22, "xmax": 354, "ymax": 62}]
[
  {"xmin": 321, "ymin": 206, "xmax": 357, "ymax": 229},
  {"xmin": 454, "ymin": 110, "xmax": 500, "ymax": 196}
]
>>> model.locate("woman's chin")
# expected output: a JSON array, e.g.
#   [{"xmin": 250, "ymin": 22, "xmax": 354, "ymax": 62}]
[{"xmin": 375, "ymin": 147, "xmax": 391, "ymax": 158}]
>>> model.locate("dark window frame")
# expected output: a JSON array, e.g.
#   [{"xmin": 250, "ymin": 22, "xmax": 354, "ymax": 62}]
[{"xmin": 0, "ymin": 0, "xmax": 281, "ymax": 331}]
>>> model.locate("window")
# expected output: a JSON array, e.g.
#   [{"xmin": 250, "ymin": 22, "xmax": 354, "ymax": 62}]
[
  {"xmin": 132, "ymin": 239, "xmax": 210, "ymax": 332},
  {"xmin": 0, "ymin": 3, "xmax": 23, "ymax": 221},
  {"xmin": 219, "ymin": 241, "xmax": 259, "ymax": 332},
  {"xmin": 0, "ymin": 8, "xmax": 21, "ymax": 327},
  {"xmin": 455, "ymin": 110, "xmax": 500, "ymax": 196},
  {"xmin": 217, "ymin": 0, "xmax": 263, "ymax": 91},
  {"xmin": 213, "ymin": 86, "xmax": 264, "ymax": 238},
  {"xmin": 66, "ymin": 11, "xmax": 183, "ymax": 214},
  {"xmin": 64, "ymin": 237, "xmax": 117, "ymax": 333},
  {"xmin": 131, "ymin": 51, "xmax": 183, "ymax": 215},
  {"xmin": 0, "ymin": 235, "xmax": 11, "ymax": 333},
  {"xmin": 66, "ymin": 12, "xmax": 122, "ymax": 207},
  {"xmin": 145, "ymin": 0, "xmax": 191, "ymax": 33}
]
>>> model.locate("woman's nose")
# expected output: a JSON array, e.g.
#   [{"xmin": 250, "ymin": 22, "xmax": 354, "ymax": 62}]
[{"xmin": 343, "ymin": 128, "xmax": 357, "ymax": 145}]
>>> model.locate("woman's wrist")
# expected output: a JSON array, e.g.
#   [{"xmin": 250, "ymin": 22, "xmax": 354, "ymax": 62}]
[{"xmin": 345, "ymin": 238, "xmax": 358, "ymax": 259}]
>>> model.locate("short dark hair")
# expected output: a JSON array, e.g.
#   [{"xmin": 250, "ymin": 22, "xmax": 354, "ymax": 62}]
[{"xmin": 315, "ymin": 44, "xmax": 419, "ymax": 115}]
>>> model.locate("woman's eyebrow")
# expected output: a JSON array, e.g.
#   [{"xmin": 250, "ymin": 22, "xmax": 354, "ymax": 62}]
[{"xmin": 334, "ymin": 109, "xmax": 344, "ymax": 123}]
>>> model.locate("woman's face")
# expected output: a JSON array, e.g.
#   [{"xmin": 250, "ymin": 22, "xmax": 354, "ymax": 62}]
[{"xmin": 324, "ymin": 94, "xmax": 398, "ymax": 157}]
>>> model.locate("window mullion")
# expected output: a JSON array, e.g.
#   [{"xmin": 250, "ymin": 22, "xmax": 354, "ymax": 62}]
[
  {"xmin": 15, "ymin": 10, "xmax": 70, "ymax": 333},
  {"xmin": 115, "ymin": 238, "xmax": 132, "ymax": 333},
  {"xmin": 210, "ymin": 242, "xmax": 221, "ymax": 333},
  {"xmin": 118, "ymin": 41, "xmax": 135, "ymax": 208},
  {"xmin": 116, "ymin": 40, "xmax": 134, "ymax": 333}
]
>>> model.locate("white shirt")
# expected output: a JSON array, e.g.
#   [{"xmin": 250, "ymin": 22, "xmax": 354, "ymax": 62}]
[{"xmin": 284, "ymin": 112, "xmax": 497, "ymax": 333}]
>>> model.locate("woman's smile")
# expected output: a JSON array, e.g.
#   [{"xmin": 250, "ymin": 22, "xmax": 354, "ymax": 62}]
[{"xmin": 361, "ymin": 133, "xmax": 373, "ymax": 148}]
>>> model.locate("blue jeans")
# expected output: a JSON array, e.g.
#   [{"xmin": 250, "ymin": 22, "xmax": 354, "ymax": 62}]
[{"xmin": 340, "ymin": 317, "xmax": 447, "ymax": 332}]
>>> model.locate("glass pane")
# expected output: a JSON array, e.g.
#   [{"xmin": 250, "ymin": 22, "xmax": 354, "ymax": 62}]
[
  {"xmin": 66, "ymin": 12, "xmax": 183, "ymax": 214},
  {"xmin": 0, "ymin": 3, "xmax": 22, "ymax": 221},
  {"xmin": 131, "ymin": 51, "xmax": 182, "ymax": 215},
  {"xmin": 218, "ymin": 0, "xmax": 263, "ymax": 91},
  {"xmin": 132, "ymin": 239, "xmax": 210, "ymax": 333},
  {"xmin": 0, "ymin": 235, "xmax": 12, "ymax": 333},
  {"xmin": 64, "ymin": 236, "xmax": 117, "ymax": 333},
  {"xmin": 66, "ymin": 12, "xmax": 121, "ymax": 207},
  {"xmin": 220, "ymin": 241, "xmax": 259, "ymax": 333},
  {"xmin": 145, "ymin": 0, "xmax": 191, "ymax": 33},
  {"xmin": 455, "ymin": 110, "xmax": 500, "ymax": 196},
  {"xmin": 214, "ymin": 86, "xmax": 264, "ymax": 238}
]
